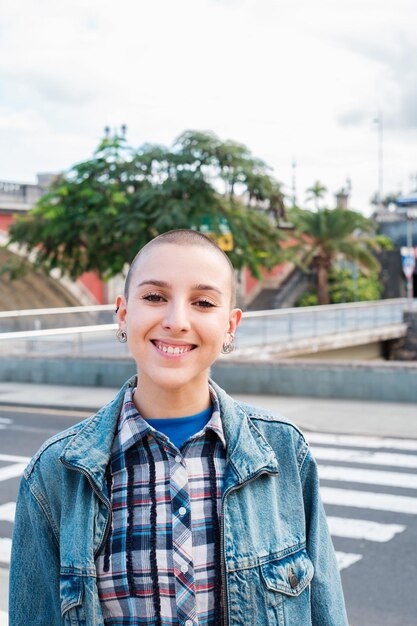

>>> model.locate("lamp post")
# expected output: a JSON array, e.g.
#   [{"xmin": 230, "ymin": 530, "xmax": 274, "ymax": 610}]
[{"xmin": 374, "ymin": 112, "xmax": 384, "ymax": 209}]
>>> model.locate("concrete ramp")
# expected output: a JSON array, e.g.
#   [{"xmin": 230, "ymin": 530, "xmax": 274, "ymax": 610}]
[{"xmin": 0, "ymin": 248, "xmax": 81, "ymax": 311}]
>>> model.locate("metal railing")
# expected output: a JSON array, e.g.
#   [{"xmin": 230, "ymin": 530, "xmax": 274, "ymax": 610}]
[
  {"xmin": 0, "ymin": 298, "xmax": 414, "ymax": 356},
  {"xmin": 0, "ymin": 304, "xmax": 116, "ymax": 333}
]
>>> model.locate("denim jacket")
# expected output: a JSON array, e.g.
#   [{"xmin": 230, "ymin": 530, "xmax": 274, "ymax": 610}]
[{"xmin": 9, "ymin": 377, "xmax": 349, "ymax": 625}]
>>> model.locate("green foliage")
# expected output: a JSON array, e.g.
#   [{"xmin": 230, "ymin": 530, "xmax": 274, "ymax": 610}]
[
  {"xmin": 296, "ymin": 292, "xmax": 319, "ymax": 307},
  {"xmin": 375, "ymin": 234, "xmax": 395, "ymax": 251},
  {"xmin": 330, "ymin": 268, "xmax": 383, "ymax": 303},
  {"xmin": 305, "ymin": 180, "xmax": 328, "ymax": 210},
  {"xmin": 7, "ymin": 130, "xmax": 287, "ymax": 280},
  {"xmin": 296, "ymin": 267, "xmax": 383, "ymax": 306},
  {"xmin": 287, "ymin": 206, "xmax": 381, "ymax": 305},
  {"xmin": 370, "ymin": 191, "xmax": 401, "ymax": 209}
]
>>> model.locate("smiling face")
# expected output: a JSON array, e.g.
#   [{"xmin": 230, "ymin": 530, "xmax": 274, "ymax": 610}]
[{"xmin": 116, "ymin": 243, "xmax": 242, "ymax": 398}]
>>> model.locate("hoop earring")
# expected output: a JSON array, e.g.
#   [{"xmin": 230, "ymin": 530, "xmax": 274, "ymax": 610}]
[
  {"xmin": 221, "ymin": 333, "xmax": 235, "ymax": 354},
  {"xmin": 116, "ymin": 328, "xmax": 127, "ymax": 343}
]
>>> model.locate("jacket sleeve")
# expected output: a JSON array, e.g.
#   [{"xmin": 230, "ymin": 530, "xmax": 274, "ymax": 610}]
[
  {"xmin": 9, "ymin": 476, "xmax": 62, "ymax": 626},
  {"xmin": 300, "ymin": 446, "xmax": 350, "ymax": 626}
]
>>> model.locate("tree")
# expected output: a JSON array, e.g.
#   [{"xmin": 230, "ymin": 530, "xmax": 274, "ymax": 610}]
[
  {"xmin": 297, "ymin": 268, "xmax": 383, "ymax": 306},
  {"xmin": 305, "ymin": 181, "xmax": 328, "ymax": 210},
  {"xmin": 6, "ymin": 130, "xmax": 287, "ymax": 281},
  {"xmin": 370, "ymin": 191, "xmax": 401, "ymax": 210},
  {"xmin": 287, "ymin": 207, "xmax": 380, "ymax": 305}
]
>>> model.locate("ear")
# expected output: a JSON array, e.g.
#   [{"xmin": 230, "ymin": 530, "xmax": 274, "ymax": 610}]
[
  {"xmin": 227, "ymin": 308, "xmax": 242, "ymax": 335},
  {"xmin": 116, "ymin": 294, "xmax": 127, "ymax": 323}
]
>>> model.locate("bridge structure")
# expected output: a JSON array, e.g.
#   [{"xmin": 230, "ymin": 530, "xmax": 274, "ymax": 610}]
[
  {"xmin": 0, "ymin": 298, "xmax": 412, "ymax": 359},
  {"xmin": 0, "ymin": 299, "xmax": 416, "ymax": 402}
]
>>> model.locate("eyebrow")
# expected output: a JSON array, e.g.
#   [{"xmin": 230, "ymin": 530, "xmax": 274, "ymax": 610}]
[{"xmin": 136, "ymin": 279, "xmax": 223, "ymax": 295}]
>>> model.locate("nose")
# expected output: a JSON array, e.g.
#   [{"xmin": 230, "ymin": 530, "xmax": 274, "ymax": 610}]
[{"xmin": 161, "ymin": 301, "xmax": 191, "ymax": 333}]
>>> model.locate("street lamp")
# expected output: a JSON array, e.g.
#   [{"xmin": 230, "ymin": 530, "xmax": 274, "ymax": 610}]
[{"xmin": 373, "ymin": 112, "xmax": 384, "ymax": 209}]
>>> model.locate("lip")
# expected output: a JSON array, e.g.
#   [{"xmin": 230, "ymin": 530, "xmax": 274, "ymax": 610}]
[{"xmin": 151, "ymin": 339, "xmax": 197, "ymax": 358}]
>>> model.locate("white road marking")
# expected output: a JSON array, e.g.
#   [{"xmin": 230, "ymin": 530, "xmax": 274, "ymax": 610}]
[
  {"xmin": 0, "ymin": 454, "xmax": 30, "ymax": 464},
  {"xmin": 327, "ymin": 516, "xmax": 405, "ymax": 542},
  {"xmin": 0, "ymin": 610, "xmax": 7, "ymax": 626},
  {"xmin": 0, "ymin": 503, "xmax": 16, "ymax": 523},
  {"xmin": 319, "ymin": 464, "xmax": 417, "ymax": 489},
  {"xmin": 0, "ymin": 539, "xmax": 11, "ymax": 565},
  {"xmin": 307, "ymin": 432, "xmax": 417, "ymax": 451},
  {"xmin": 0, "ymin": 404, "xmax": 90, "ymax": 417},
  {"xmin": 0, "ymin": 464, "xmax": 26, "ymax": 483},
  {"xmin": 0, "ymin": 418, "xmax": 12, "ymax": 425},
  {"xmin": 321, "ymin": 487, "xmax": 417, "ymax": 514},
  {"xmin": 335, "ymin": 551, "xmax": 363, "ymax": 571},
  {"xmin": 312, "ymin": 446, "xmax": 417, "ymax": 469}
]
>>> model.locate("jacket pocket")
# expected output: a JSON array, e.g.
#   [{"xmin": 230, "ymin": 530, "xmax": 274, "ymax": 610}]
[
  {"xmin": 259, "ymin": 548, "xmax": 314, "ymax": 625},
  {"xmin": 60, "ymin": 572, "xmax": 87, "ymax": 626},
  {"xmin": 260, "ymin": 547, "xmax": 314, "ymax": 596}
]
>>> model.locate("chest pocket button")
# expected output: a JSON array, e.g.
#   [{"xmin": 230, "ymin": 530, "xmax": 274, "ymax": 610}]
[
  {"xmin": 288, "ymin": 566, "xmax": 299, "ymax": 589},
  {"xmin": 289, "ymin": 573, "xmax": 299, "ymax": 588}
]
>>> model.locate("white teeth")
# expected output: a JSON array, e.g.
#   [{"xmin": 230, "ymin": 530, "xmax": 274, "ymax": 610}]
[{"xmin": 156, "ymin": 342, "xmax": 191, "ymax": 355}]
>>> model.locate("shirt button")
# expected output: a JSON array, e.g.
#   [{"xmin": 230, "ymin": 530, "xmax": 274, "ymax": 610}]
[
  {"xmin": 175, "ymin": 455, "xmax": 182, "ymax": 463},
  {"xmin": 179, "ymin": 506, "xmax": 187, "ymax": 516},
  {"xmin": 180, "ymin": 564, "xmax": 188, "ymax": 574},
  {"xmin": 185, "ymin": 621, "xmax": 193, "ymax": 626}
]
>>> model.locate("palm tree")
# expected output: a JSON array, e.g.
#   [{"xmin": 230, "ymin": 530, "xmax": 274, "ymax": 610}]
[
  {"xmin": 306, "ymin": 181, "xmax": 328, "ymax": 210},
  {"xmin": 289, "ymin": 208, "xmax": 380, "ymax": 305}
]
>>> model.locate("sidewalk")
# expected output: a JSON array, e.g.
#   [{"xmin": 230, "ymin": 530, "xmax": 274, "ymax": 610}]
[{"xmin": 0, "ymin": 381, "xmax": 417, "ymax": 438}]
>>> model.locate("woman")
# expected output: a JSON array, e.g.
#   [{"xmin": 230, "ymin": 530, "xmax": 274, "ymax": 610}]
[{"xmin": 9, "ymin": 229, "xmax": 349, "ymax": 625}]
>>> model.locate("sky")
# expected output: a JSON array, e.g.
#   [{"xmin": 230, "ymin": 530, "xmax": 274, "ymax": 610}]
[{"xmin": 1, "ymin": 0, "xmax": 417, "ymax": 216}]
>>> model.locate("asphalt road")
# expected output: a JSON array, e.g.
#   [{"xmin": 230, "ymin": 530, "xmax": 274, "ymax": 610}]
[{"xmin": 1, "ymin": 405, "xmax": 417, "ymax": 625}]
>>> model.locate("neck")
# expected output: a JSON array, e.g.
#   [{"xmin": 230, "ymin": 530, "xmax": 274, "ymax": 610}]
[{"xmin": 133, "ymin": 374, "xmax": 211, "ymax": 419}]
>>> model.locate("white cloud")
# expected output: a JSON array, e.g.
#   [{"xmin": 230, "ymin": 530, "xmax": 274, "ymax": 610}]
[{"xmin": 0, "ymin": 0, "xmax": 416, "ymax": 211}]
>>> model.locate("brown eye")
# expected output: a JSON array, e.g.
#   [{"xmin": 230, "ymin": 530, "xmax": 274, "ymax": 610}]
[
  {"xmin": 143, "ymin": 293, "xmax": 165, "ymax": 303},
  {"xmin": 195, "ymin": 299, "xmax": 215, "ymax": 308}
]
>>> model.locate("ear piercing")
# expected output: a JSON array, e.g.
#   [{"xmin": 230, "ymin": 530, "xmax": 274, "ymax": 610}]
[
  {"xmin": 221, "ymin": 333, "xmax": 235, "ymax": 354},
  {"xmin": 116, "ymin": 328, "xmax": 127, "ymax": 343}
]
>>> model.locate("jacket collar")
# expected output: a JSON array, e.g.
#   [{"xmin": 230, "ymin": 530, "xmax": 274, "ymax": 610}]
[
  {"xmin": 61, "ymin": 376, "xmax": 279, "ymax": 494},
  {"xmin": 209, "ymin": 380, "xmax": 279, "ymax": 490},
  {"xmin": 60, "ymin": 377, "xmax": 134, "ymax": 494}
]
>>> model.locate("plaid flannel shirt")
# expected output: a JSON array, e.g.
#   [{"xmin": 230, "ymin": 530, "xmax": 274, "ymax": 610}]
[{"xmin": 95, "ymin": 385, "xmax": 226, "ymax": 626}]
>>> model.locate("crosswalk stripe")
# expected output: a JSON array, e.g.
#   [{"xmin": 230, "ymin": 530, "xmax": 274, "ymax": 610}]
[
  {"xmin": 0, "ymin": 454, "xmax": 30, "ymax": 464},
  {"xmin": 321, "ymin": 486, "xmax": 417, "ymax": 514},
  {"xmin": 307, "ymin": 432, "xmax": 417, "ymax": 451},
  {"xmin": 335, "ymin": 551, "xmax": 362, "ymax": 571},
  {"xmin": 0, "ymin": 610, "xmax": 7, "ymax": 626},
  {"xmin": 0, "ymin": 538, "xmax": 11, "ymax": 565},
  {"xmin": 312, "ymin": 446, "xmax": 417, "ymax": 469},
  {"xmin": 0, "ymin": 418, "xmax": 12, "ymax": 425},
  {"xmin": 319, "ymin": 464, "xmax": 417, "ymax": 489},
  {"xmin": 0, "ymin": 503, "xmax": 15, "ymax": 523},
  {"xmin": 327, "ymin": 516, "xmax": 405, "ymax": 542},
  {"xmin": 0, "ymin": 464, "xmax": 26, "ymax": 483}
]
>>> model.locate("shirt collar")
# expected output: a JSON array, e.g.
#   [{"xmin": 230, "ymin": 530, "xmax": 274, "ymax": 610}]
[{"xmin": 115, "ymin": 383, "xmax": 226, "ymax": 455}]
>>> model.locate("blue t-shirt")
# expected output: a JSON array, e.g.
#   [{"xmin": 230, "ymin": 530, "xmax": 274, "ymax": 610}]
[{"xmin": 146, "ymin": 405, "xmax": 213, "ymax": 450}]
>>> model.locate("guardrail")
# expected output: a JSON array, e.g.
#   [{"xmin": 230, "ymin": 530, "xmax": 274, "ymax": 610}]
[
  {"xmin": 0, "ymin": 298, "xmax": 414, "ymax": 356},
  {"xmin": 0, "ymin": 304, "xmax": 116, "ymax": 333}
]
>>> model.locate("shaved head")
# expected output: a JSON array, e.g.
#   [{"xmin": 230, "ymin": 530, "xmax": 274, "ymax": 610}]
[{"xmin": 124, "ymin": 229, "xmax": 237, "ymax": 307}]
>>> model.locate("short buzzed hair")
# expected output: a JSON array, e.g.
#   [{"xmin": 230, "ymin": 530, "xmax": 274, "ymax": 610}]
[{"xmin": 124, "ymin": 229, "xmax": 236, "ymax": 307}]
